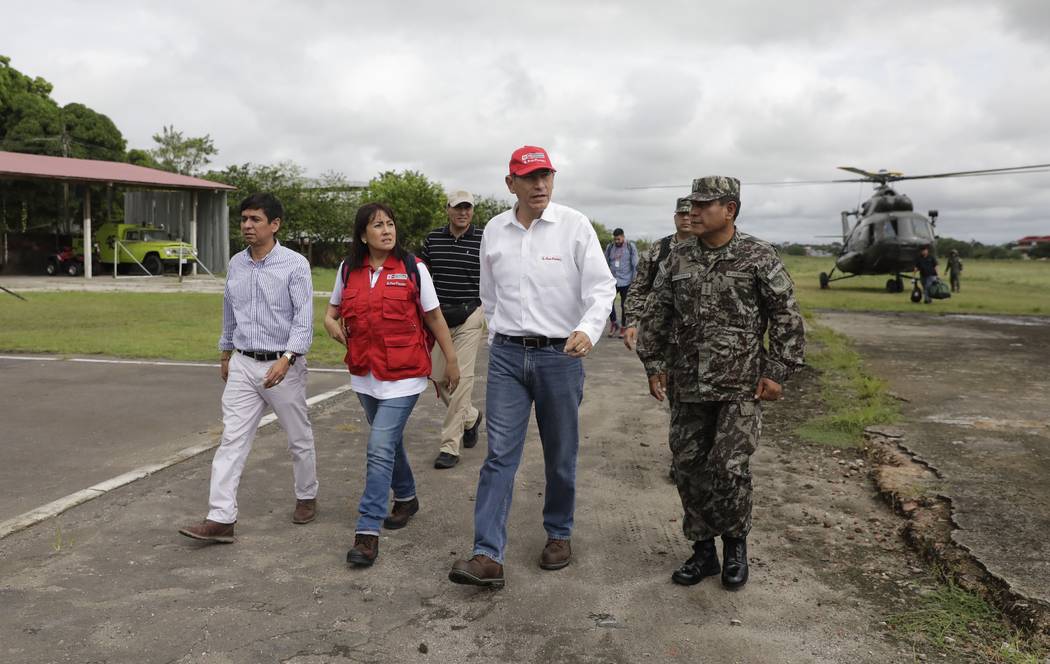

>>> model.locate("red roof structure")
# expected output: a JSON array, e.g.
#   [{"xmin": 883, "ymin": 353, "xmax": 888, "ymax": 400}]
[{"xmin": 0, "ymin": 150, "xmax": 233, "ymax": 190}]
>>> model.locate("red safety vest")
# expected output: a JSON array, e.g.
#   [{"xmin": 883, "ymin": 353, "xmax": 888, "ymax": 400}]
[{"xmin": 340, "ymin": 254, "xmax": 432, "ymax": 381}]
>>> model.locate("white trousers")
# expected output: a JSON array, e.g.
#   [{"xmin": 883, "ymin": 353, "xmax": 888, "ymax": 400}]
[{"xmin": 207, "ymin": 351, "xmax": 317, "ymax": 523}]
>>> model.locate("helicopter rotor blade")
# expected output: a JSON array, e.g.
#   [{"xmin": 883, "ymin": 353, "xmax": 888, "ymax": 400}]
[
  {"xmin": 622, "ymin": 162, "xmax": 1050, "ymax": 190},
  {"xmin": 891, "ymin": 163, "xmax": 1050, "ymax": 181}
]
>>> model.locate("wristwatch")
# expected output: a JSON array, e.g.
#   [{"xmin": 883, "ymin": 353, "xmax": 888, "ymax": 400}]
[{"xmin": 282, "ymin": 351, "xmax": 298, "ymax": 365}]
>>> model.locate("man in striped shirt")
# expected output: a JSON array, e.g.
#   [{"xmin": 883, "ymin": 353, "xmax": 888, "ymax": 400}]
[
  {"xmin": 419, "ymin": 190, "xmax": 485, "ymax": 469},
  {"xmin": 179, "ymin": 192, "xmax": 318, "ymax": 544}
]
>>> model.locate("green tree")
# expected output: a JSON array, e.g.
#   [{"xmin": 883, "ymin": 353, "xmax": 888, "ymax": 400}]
[
  {"xmin": 471, "ymin": 194, "xmax": 511, "ymax": 228},
  {"xmin": 127, "ymin": 148, "xmax": 160, "ymax": 169},
  {"xmin": 60, "ymin": 103, "xmax": 125, "ymax": 161},
  {"xmin": 150, "ymin": 124, "xmax": 217, "ymax": 175},
  {"xmin": 591, "ymin": 220, "xmax": 614, "ymax": 248},
  {"xmin": 363, "ymin": 170, "xmax": 446, "ymax": 250}
]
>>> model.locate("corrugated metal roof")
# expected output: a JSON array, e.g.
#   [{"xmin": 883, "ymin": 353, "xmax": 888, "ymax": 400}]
[{"xmin": 0, "ymin": 150, "xmax": 235, "ymax": 190}]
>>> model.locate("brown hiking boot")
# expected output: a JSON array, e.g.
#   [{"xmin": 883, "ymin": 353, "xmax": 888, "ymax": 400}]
[
  {"xmin": 539, "ymin": 538, "xmax": 571, "ymax": 570},
  {"xmin": 383, "ymin": 497, "xmax": 419, "ymax": 530},
  {"xmin": 346, "ymin": 534, "xmax": 379, "ymax": 567},
  {"xmin": 449, "ymin": 554, "xmax": 505, "ymax": 588},
  {"xmin": 292, "ymin": 498, "xmax": 317, "ymax": 524},
  {"xmin": 178, "ymin": 519, "xmax": 235, "ymax": 544}
]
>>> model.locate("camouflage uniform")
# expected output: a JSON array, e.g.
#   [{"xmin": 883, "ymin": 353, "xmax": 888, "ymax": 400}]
[
  {"xmin": 946, "ymin": 252, "xmax": 963, "ymax": 293},
  {"xmin": 639, "ymin": 176, "xmax": 805, "ymax": 541},
  {"xmin": 623, "ymin": 197, "xmax": 692, "ymax": 351}
]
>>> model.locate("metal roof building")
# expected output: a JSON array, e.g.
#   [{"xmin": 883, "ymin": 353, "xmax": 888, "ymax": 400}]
[{"xmin": 0, "ymin": 150, "xmax": 235, "ymax": 277}]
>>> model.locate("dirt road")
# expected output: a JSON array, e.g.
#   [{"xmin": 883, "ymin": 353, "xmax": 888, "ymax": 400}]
[{"xmin": 0, "ymin": 340, "xmax": 930, "ymax": 663}]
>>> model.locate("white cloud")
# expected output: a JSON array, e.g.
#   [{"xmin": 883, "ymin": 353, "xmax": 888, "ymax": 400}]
[{"xmin": 2, "ymin": 0, "xmax": 1048, "ymax": 243}]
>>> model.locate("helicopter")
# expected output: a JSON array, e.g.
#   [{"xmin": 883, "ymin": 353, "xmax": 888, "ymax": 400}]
[{"xmin": 818, "ymin": 164, "xmax": 1050, "ymax": 292}]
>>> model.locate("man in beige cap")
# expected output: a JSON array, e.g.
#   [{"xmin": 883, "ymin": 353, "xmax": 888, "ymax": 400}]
[{"xmin": 419, "ymin": 190, "xmax": 486, "ymax": 469}]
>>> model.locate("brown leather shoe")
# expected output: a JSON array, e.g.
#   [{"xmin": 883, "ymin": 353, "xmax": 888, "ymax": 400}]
[
  {"xmin": 449, "ymin": 554, "xmax": 505, "ymax": 588},
  {"xmin": 178, "ymin": 519, "xmax": 235, "ymax": 543},
  {"xmin": 292, "ymin": 498, "xmax": 317, "ymax": 524},
  {"xmin": 383, "ymin": 497, "xmax": 419, "ymax": 530},
  {"xmin": 539, "ymin": 538, "xmax": 571, "ymax": 570},
  {"xmin": 347, "ymin": 534, "xmax": 379, "ymax": 567}
]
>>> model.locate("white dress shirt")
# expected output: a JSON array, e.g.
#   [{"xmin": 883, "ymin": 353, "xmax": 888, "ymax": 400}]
[{"xmin": 480, "ymin": 201, "xmax": 616, "ymax": 346}]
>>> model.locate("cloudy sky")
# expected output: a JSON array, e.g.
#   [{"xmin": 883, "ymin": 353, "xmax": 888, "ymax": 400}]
[{"xmin": 3, "ymin": 1, "xmax": 1049, "ymax": 243}]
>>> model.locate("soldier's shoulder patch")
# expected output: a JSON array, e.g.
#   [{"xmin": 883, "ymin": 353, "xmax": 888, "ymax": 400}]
[{"xmin": 761, "ymin": 264, "xmax": 793, "ymax": 295}]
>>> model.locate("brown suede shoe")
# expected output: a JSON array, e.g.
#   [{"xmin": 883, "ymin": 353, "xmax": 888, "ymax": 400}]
[
  {"xmin": 539, "ymin": 538, "xmax": 571, "ymax": 570},
  {"xmin": 449, "ymin": 554, "xmax": 505, "ymax": 588},
  {"xmin": 346, "ymin": 534, "xmax": 379, "ymax": 567},
  {"xmin": 383, "ymin": 497, "xmax": 419, "ymax": 530},
  {"xmin": 178, "ymin": 519, "xmax": 235, "ymax": 543},
  {"xmin": 292, "ymin": 498, "xmax": 317, "ymax": 524}
]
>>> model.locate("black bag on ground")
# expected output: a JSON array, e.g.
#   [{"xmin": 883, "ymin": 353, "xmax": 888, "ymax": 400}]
[
  {"xmin": 928, "ymin": 278, "xmax": 951, "ymax": 300},
  {"xmin": 440, "ymin": 300, "xmax": 479, "ymax": 327}
]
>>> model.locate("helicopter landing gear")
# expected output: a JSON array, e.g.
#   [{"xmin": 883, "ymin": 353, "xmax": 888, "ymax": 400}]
[
  {"xmin": 885, "ymin": 276, "xmax": 904, "ymax": 293},
  {"xmin": 819, "ymin": 272, "xmax": 830, "ymax": 289}
]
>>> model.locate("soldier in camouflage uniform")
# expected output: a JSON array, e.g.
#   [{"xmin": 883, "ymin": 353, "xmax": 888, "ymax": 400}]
[
  {"xmin": 638, "ymin": 176, "xmax": 805, "ymax": 590},
  {"xmin": 621, "ymin": 197, "xmax": 694, "ymax": 352}
]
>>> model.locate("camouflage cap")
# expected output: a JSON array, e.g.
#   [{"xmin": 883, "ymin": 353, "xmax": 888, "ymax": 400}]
[
  {"xmin": 685, "ymin": 175, "xmax": 741, "ymax": 203},
  {"xmin": 675, "ymin": 197, "xmax": 692, "ymax": 213}
]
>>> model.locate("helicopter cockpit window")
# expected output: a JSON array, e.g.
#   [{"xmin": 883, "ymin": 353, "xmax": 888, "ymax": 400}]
[
  {"xmin": 880, "ymin": 219, "xmax": 899, "ymax": 238},
  {"xmin": 912, "ymin": 220, "xmax": 934, "ymax": 240}
]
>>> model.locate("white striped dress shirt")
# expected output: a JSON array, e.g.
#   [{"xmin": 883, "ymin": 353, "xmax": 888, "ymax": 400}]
[{"xmin": 218, "ymin": 241, "xmax": 314, "ymax": 356}]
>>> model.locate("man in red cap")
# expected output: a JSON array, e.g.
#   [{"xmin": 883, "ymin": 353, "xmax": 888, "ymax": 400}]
[{"xmin": 449, "ymin": 146, "xmax": 616, "ymax": 588}]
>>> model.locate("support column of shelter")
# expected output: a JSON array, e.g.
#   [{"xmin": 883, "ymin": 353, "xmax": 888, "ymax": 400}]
[
  {"xmin": 83, "ymin": 188, "xmax": 92, "ymax": 280},
  {"xmin": 191, "ymin": 191, "xmax": 198, "ymax": 276}
]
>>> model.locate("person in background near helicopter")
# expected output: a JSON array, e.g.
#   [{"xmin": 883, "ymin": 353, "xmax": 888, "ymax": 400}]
[
  {"xmin": 945, "ymin": 249, "xmax": 963, "ymax": 293},
  {"xmin": 913, "ymin": 245, "xmax": 939, "ymax": 304}
]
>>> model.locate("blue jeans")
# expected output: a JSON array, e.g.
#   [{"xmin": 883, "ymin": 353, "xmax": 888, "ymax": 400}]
[
  {"xmin": 922, "ymin": 275, "xmax": 937, "ymax": 303},
  {"xmin": 355, "ymin": 393, "xmax": 419, "ymax": 534},
  {"xmin": 472, "ymin": 337, "xmax": 585, "ymax": 563}
]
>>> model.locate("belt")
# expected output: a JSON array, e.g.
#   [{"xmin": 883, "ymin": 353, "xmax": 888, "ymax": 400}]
[
  {"xmin": 495, "ymin": 333, "xmax": 567, "ymax": 348},
  {"xmin": 237, "ymin": 349, "xmax": 283, "ymax": 361}
]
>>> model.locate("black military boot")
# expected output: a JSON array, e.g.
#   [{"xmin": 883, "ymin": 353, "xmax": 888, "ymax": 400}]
[
  {"xmin": 721, "ymin": 535, "xmax": 749, "ymax": 590},
  {"xmin": 671, "ymin": 538, "xmax": 720, "ymax": 586}
]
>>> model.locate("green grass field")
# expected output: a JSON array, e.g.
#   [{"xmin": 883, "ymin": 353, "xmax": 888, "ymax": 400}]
[
  {"xmin": 784, "ymin": 256, "xmax": 1050, "ymax": 316},
  {"xmin": 0, "ymin": 290, "xmax": 349, "ymax": 367},
  {"xmin": 1, "ymin": 260, "xmax": 1047, "ymax": 363}
]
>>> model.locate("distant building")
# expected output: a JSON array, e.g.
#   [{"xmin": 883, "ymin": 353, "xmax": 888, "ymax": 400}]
[{"xmin": 1011, "ymin": 235, "xmax": 1050, "ymax": 256}]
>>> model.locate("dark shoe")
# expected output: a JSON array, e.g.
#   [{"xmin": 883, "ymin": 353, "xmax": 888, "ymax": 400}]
[
  {"xmin": 347, "ymin": 534, "xmax": 379, "ymax": 567},
  {"xmin": 721, "ymin": 535, "xmax": 749, "ymax": 590},
  {"xmin": 178, "ymin": 519, "xmax": 235, "ymax": 543},
  {"xmin": 292, "ymin": 498, "xmax": 317, "ymax": 524},
  {"xmin": 462, "ymin": 412, "xmax": 484, "ymax": 449},
  {"xmin": 449, "ymin": 554, "xmax": 505, "ymax": 588},
  {"xmin": 539, "ymin": 538, "xmax": 572, "ymax": 570},
  {"xmin": 383, "ymin": 497, "xmax": 419, "ymax": 530},
  {"xmin": 434, "ymin": 451, "xmax": 459, "ymax": 469},
  {"xmin": 671, "ymin": 539, "xmax": 720, "ymax": 586}
]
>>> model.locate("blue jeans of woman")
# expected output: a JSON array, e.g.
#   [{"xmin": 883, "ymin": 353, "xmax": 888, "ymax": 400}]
[
  {"xmin": 472, "ymin": 336, "xmax": 585, "ymax": 564},
  {"xmin": 355, "ymin": 393, "xmax": 419, "ymax": 534}
]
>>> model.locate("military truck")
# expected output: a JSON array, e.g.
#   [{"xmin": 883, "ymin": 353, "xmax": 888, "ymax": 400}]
[{"xmin": 96, "ymin": 222, "xmax": 196, "ymax": 275}]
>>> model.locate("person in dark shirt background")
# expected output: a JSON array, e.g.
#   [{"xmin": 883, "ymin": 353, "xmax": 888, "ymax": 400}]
[{"xmin": 914, "ymin": 245, "xmax": 939, "ymax": 304}]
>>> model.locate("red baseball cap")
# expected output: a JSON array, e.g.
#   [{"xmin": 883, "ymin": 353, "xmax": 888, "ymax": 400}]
[{"xmin": 508, "ymin": 145, "xmax": 556, "ymax": 176}]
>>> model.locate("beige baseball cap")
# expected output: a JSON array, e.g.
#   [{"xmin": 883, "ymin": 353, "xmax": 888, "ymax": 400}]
[{"xmin": 447, "ymin": 190, "xmax": 475, "ymax": 207}]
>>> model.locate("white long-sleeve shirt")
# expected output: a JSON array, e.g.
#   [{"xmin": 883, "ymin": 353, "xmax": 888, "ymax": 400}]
[{"xmin": 480, "ymin": 201, "xmax": 616, "ymax": 346}]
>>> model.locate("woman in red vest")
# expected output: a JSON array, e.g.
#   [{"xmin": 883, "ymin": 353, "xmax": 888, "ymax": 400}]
[{"xmin": 324, "ymin": 202, "xmax": 460, "ymax": 568}]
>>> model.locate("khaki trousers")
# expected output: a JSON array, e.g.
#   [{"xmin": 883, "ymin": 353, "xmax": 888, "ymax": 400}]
[
  {"xmin": 208, "ymin": 351, "xmax": 317, "ymax": 523},
  {"xmin": 430, "ymin": 306, "xmax": 485, "ymax": 456}
]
